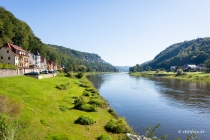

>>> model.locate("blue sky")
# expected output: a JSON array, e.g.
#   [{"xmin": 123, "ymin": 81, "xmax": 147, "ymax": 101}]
[{"xmin": 1, "ymin": 0, "xmax": 210, "ymax": 66}]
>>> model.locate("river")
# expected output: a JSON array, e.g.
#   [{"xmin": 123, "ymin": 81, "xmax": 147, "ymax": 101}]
[{"xmin": 87, "ymin": 73, "xmax": 210, "ymax": 140}]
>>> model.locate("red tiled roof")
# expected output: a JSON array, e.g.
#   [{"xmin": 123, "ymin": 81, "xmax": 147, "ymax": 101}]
[
  {"xmin": 47, "ymin": 60, "xmax": 57, "ymax": 66},
  {"xmin": 47, "ymin": 60, "xmax": 53, "ymax": 65},
  {"xmin": 7, "ymin": 42, "xmax": 26, "ymax": 52}
]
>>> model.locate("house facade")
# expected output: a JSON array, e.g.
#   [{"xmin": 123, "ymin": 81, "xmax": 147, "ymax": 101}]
[
  {"xmin": 184, "ymin": 64, "xmax": 197, "ymax": 71},
  {"xmin": 47, "ymin": 60, "xmax": 57, "ymax": 71},
  {"xmin": 0, "ymin": 43, "xmax": 29, "ymax": 68},
  {"xmin": 41, "ymin": 56, "xmax": 47, "ymax": 70},
  {"xmin": 28, "ymin": 52, "xmax": 35, "ymax": 68},
  {"xmin": 1, "ymin": 42, "xmax": 58, "ymax": 73},
  {"xmin": 34, "ymin": 51, "xmax": 41, "ymax": 69}
]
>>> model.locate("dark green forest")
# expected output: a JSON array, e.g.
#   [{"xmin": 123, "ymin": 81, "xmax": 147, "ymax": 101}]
[
  {"xmin": 130, "ymin": 38, "xmax": 210, "ymax": 72},
  {"xmin": 0, "ymin": 7, "xmax": 118, "ymax": 72}
]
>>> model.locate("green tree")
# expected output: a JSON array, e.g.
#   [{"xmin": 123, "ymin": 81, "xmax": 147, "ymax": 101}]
[
  {"xmin": 78, "ymin": 65, "xmax": 86, "ymax": 72},
  {"xmin": 204, "ymin": 59, "xmax": 210, "ymax": 70}
]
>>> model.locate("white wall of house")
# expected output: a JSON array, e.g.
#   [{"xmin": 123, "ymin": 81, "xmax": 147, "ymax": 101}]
[
  {"xmin": 34, "ymin": 55, "xmax": 41, "ymax": 68},
  {"xmin": 0, "ymin": 47, "xmax": 16, "ymax": 65},
  {"xmin": 15, "ymin": 56, "xmax": 19, "ymax": 66}
]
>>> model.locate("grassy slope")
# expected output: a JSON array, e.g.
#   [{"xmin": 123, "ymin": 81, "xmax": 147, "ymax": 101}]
[
  {"xmin": 0, "ymin": 74, "xmax": 123, "ymax": 140},
  {"xmin": 129, "ymin": 71, "xmax": 210, "ymax": 82}
]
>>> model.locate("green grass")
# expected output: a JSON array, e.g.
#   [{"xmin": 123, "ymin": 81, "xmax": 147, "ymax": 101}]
[{"xmin": 0, "ymin": 75, "xmax": 125, "ymax": 140}]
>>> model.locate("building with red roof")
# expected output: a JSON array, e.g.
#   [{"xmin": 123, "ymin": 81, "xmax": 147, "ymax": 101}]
[{"xmin": 0, "ymin": 42, "xmax": 29, "ymax": 68}]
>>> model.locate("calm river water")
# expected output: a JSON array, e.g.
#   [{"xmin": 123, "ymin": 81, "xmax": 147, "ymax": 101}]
[{"xmin": 87, "ymin": 73, "xmax": 210, "ymax": 140}]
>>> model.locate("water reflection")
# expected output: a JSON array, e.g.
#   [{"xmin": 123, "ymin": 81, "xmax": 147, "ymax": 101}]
[
  {"xmin": 147, "ymin": 77, "xmax": 210, "ymax": 113},
  {"xmin": 86, "ymin": 74, "xmax": 105, "ymax": 89}
]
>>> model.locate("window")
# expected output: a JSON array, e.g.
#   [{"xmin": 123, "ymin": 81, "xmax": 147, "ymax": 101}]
[
  {"xmin": 8, "ymin": 57, "xmax": 10, "ymax": 60},
  {"xmin": 7, "ymin": 50, "xmax": 9, "ymax": 53},
  {"xmin": 1, "ymin": 56, "xmax": 3, "ymax": 59}
]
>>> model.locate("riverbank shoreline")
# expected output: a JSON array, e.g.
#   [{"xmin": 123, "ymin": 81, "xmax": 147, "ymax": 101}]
[
  {"xmin": 0, "ymin": 73, "xmax": 131, "ymax": 139},
  {"xmin": 129, "ymin": 71, "xmax": 210, "ymax": 82}
]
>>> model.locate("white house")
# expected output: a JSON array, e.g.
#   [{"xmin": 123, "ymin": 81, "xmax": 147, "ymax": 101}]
[
  {"xmin": 34, "ymin": 51, "xmax": 41, "ymax": 69},
  {"xmin": 0, "ymin": 42, "xmax": 29, "ymax": 68},
  {"xmin": 185, "ymin": 64, "xmax": 197, "ymax": 71}
]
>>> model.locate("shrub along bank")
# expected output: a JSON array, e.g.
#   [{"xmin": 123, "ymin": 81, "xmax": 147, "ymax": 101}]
[
  {"xmin": 0, "ymin": 73, "xmax": 131, "ymax": 140},
  {"xmin": 129, "ymin": 71, "xmax": 210, "ymax": 82}
]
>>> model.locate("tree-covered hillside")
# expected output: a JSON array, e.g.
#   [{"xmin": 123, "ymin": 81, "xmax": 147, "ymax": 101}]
[
  {"xmin": 140, "ymin": 38, "xmax": 210, "ymax": 70},
  {"xmin": 45, "ymin": 44, "xmax": 118, "ymax": 72},
  {"xmin": 0, "ymin": 7, "xmax": 118, "ymax": 72}
]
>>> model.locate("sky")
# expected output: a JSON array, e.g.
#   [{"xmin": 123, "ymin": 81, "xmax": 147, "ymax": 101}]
[{"xmin": 1, "ymin": 0, "xmax": 210, "ymax": 66}]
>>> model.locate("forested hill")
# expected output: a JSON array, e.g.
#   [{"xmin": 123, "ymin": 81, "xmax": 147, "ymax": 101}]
[
  {"xmin": 141, "ymin": 38, "xmax": 210, "ymax": 69},
  {"xmin": 0, "ymin": 7, "xmax": 118, "ymax": 72},
  {"xmin": 48, "ymin": 44, "xmax": 105, "ymax": 63},
  {"xmin": 46, "ymin": 44, "xmax": 118, "ymax": 72}
]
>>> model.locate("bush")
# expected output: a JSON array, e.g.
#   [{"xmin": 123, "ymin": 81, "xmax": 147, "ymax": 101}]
[
  {"xmin": 90, "ymin": 90, "xmax": 97, "ymax": 93},
  {"xmin": 74, "ymin": 96, "xmax": 85, "ymax": 109},
  {"xmin": 3, "ymin": 63, "xmax": 9, "ymax": 69},
  {"xmin": 82, "ymin": 91, "xmax": 91, "ymax": 97},
  {"xmin": 176, "ymin": 69, "xmax": 184, "ymax": 76},
  {"xmin": 8, "ymin": 64, "xmax": 18, "ymax": 70},
  {"xmin": 59, "ymin": 105, "xmax": 68, "ymax": 112},
  {"xmin": 88, "ymin": 99, "xmax": 108, "ymax": 108},
  {"xmin": 85, "ymin": 88, "xmax": 95, "ymax": 92},
  {"xmin": 56, "ymin": 73, "xmax": 65, "ymax": 77},
  {"xmin": 66, "ymin": 72, "xmax": 74, "ymax": 78},
  {"xmin": 105, "ymin": 118, "xmax": 132, "ymax": 133},
  {"xmin": 79, "ymin": 83, "xmax": 90, "ymax": 88},
  {"xmin": 80, "ymin": 104, "xmax": 97, "ymax": 112},
  {"xmin": 91, "ymin": 96, "xmax": 99, "ymax": 99},
  {"xmin": 74, "ymin": 115, "xmax": 95, "ymax": 125},
  {"xmin": 0, "ymin": 63, "xmax": 18, "ymax": 70},
  {"xmin": 85, "ymin": 88, "xmax": 98, "ymax": 95},
  {"xmin": 97, "ymin": 134, "xmax": 112, "ymax": 140},
  {"xmin": 75, "ymin": 72, "xmax": 84, "ymax": 79},
  {"xmin": 56, "ymin": 83, "xmax": 70, "ymax": 90},
  {"xmin": 73, "ymin": 96, "xmax": 97, "ymax": 112},
  {"xmin": 108, "ymin": 108, "xmax": 118, "ymax": 118},
  {"xmin": 40, "ymin": 119, "xmax": 50, "ymax": 126}
]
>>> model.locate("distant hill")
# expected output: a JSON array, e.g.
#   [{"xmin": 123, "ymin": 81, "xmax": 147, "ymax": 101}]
[
  {"xmin": 0, "ymin": 7, "xmax": 118, "ymax": 72},
  {"xmin": 141, "ymin": 38, "xmax": 210, "ymax": 70},
  {"xmin": 115, "ymin": 66, "xmax": 130, "ymax": 72},
  {"xmin": 46, "ymin": 44, "xmax": 118, "ymax": 72}
]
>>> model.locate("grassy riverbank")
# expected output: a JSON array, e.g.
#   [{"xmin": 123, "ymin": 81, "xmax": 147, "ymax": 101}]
[
  {"xmin": 129, "ymin": 71, "xmax": 210, "ymax": 82},
  {"xmin": 0, "ymin": 73, "xmax": 130, "ymax": 140}
]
